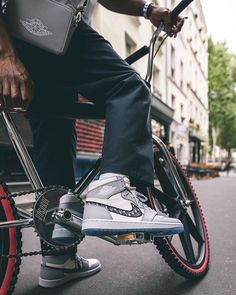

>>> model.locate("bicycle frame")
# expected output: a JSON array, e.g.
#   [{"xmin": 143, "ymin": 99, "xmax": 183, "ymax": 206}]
[
  {"xmin": 0, "ymin": 19, "xmax": 191, "ymax": 242},
  {"xmin": 1, "ymin": 3, "xmax": 211, "ymax": 289},
  {"xmin": 0, "ymin": 107, "xmax": 189, "ymax": 235}
]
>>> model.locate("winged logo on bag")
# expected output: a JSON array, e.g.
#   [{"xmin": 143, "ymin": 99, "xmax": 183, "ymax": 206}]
[{"xmin": 20, "ymin": 18, "xmax": 53, "ymax": 37}]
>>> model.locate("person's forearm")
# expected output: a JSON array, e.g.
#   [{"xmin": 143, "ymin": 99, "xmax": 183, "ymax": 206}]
[
  {"xmin": 0, "ymin": 8, "xmax": 15, "ymax": 57},
  {"xmin": 98, "ymin": 0, "xmax": 149, "ymax": 16}
]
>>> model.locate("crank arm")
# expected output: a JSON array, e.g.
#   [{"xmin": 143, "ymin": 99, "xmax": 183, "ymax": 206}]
[
  {"xmin": 99, "ymin": 233, "xmax": 152, "ymax": 246},
  {"xmin": 52, "ymin": 209, "xmax": 121, "ymax": 245},
  {"xmin": 99, "ymin": 235, "xmax": 122, "ymax": 246},
  {"xmin": 52, "ymin": 209, "xmax": 83, "ymax": 236},
  {"xmin": 153, "ymin": 135, "xmax": 189, "ymax": 202}
]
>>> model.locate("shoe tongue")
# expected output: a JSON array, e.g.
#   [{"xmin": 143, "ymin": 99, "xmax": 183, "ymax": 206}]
[
  {"xmin": 123, "ymin": 176, "xmax": 130, "ymax": 187},
  {"xmin": 102, "ymin": 175, "xmax": 130, "ymax": 187}
]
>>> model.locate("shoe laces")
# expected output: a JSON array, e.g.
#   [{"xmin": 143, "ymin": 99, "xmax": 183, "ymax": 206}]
[
  {"xmin": 77, "ymin": 257, "xmax": 88, "ymax": 271},
  {"xmin": 129, "ymin": 187, "xmax": 153, "ymax": 212}
]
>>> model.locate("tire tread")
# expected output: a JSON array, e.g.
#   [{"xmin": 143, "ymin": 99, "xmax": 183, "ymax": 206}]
[
  {"xmin": 154, "ymin": 156, "xmax": 210, "ymax": 279},
  {"xmin": 0, "ymin": 179, "xmax": 22, "ymax": 295}
]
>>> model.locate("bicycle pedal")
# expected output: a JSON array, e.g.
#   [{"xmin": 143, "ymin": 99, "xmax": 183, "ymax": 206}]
[{"xmin": 117, "ymin": 233, "xmax": 136, "ymax": 241}]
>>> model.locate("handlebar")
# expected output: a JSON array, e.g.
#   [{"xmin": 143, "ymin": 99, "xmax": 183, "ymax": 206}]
[
  {"xmin": 125, "ymin": 0, "xmax": 194, "ymax": 65},
  {"xmin": 125, "ymin": 46, "xmax": 150, "ymax": 65},
  {"xmin": 171, "ymin": 0, "xmax": 194, "ymax": 20}
]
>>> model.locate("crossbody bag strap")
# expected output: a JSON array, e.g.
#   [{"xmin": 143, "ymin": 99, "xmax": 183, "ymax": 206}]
[
  {"xmin": 76, "ymin": 0, "xmax": 88, "ymax": 12},
  {"xmin": 74, "ymin": 0, "xmax": 88, "ymax": 23},
  {"xmin": 75, "ymin": 0, "xmax": 88, "ymax": 25}
]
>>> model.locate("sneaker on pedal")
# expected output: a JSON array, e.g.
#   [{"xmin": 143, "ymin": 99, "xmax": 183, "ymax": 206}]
[
  {"xmin": 39, "ymin": 254, "xmax": 101, "ymax": 288},
  {"xmin": 82, "ymin": 176, "xmax": 184, "ymax": 236}
]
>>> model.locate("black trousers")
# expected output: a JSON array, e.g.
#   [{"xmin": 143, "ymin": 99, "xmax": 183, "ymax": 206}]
[{"xmin": 15, "ymin": 21, "xmax": 154, "ymax": 188}]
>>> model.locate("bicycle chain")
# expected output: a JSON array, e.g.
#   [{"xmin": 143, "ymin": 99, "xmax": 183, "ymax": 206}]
[
  {"xmin": 0, "ymin": 185, "xmax": 82, "ymax": 259},
  {"xmin": 0, "ymin": 185, "xmax": 66, "ymax": 201}
]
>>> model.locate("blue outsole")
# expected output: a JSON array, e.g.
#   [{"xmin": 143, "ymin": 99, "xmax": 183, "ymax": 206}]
[{"xmin": 82, "ymin": 227, "xmax": 184, "ymax": 236}]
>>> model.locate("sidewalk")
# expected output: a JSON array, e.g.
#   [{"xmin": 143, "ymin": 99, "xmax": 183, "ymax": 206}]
[{"xmin": 219, "ymin": 170, "xmax": 236, "ymax": 177}]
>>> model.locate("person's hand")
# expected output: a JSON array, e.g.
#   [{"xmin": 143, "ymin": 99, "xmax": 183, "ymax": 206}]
[
  {"xmin": 0, "ymin": 54, "xmax": 34, "ymax": 109},
  {"xmin": 148, "ymin": 5, "xmax": 185, "ymax": 37}
]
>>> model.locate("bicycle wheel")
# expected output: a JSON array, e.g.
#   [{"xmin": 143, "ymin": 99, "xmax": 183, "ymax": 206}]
[
  {"xmin": 0, "ymin": 180, "xmax": 22, "ymax": 295},
  {"xmin": 152, "ymin": 149, "xmax": 210, "ymax": 279}
]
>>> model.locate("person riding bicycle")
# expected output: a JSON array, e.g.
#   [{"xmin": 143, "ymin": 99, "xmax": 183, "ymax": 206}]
[{"xmin": 0, "ymin": 0, "xmax": 185, "ymax": 289}]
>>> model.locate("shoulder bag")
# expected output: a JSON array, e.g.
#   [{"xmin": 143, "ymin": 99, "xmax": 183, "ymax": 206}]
[{"xmin": 5, "ymin": 0, "xmax": 88, "ymax": 55}]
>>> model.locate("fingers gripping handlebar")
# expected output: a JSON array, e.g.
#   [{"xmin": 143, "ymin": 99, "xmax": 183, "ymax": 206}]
[
  {"xmin": 171, "ymin": 0, "xmax": 194, "ymax": 20},
  {"xmin": 144, "ymin": 0, "xmax": 194, "ymax": 83},
  {"xmin": 125, "ymin": 0, "xmax": 194, "ymax": 66}
]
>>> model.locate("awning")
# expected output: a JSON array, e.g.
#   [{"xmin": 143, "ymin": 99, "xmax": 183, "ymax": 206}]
[
  {"xmin": 189, "ymin": 128, "xmax": 206, "ymax": 142},
  {"xmin": 151, "ymin": 94, "xmax": 174, "ymax": 125}
]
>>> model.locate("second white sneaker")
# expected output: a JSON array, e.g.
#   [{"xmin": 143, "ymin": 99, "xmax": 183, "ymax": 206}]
[{"xmin": 82, "ymin": 176, "xmax": 183, "ymax": 236}]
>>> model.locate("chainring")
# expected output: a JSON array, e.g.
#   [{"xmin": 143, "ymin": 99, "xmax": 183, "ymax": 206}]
[{"xmin": 33, "ymin": 187, "xmax": 75, "ymax": 248}]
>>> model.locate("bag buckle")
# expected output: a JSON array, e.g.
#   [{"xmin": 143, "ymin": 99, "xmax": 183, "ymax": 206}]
[
  {"xmin": 74, "ymin": 10, "xmax": 82, "ymax": 25},
  {"xmin": 75, "ymin": 0, "xmax": 88, "ymax": 26}
]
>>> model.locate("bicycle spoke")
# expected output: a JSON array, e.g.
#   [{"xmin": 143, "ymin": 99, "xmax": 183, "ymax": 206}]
[
  {"xmin": 152, "ymin": 186, "xmax": 178, "ymax": 208},
  {"xmin": 185, "ymin": 213, "xmax": 204, "ymax": 244},
  {"xmin": 179, "ymin": 214, "xmax": 196, "ymax": 264}
]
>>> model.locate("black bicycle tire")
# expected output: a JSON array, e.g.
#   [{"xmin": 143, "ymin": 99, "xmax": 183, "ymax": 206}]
[
  {"xmin": 154, "ymin": 155, "xmax": 210, "ymax": 279},
  {"xmin": 0, "ymin": 179, "xmax": 22, "ymax": 295}
]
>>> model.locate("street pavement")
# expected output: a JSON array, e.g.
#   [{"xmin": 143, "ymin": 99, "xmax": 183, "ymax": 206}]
[{"xmin": 13, "ymin": 176, "xmax": 236, "ymax": 295}]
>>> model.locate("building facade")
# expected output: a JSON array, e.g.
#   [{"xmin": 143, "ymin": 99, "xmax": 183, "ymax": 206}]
[
  {"xmin": 0, "ymin": 0, "xmax": 209, "ymax": 181},
  {"xmin": 77, "ymin": 0, "xmax": 208, "ymax": 167}
]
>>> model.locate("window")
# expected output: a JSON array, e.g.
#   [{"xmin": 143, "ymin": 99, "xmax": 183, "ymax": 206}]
[
  {"xmin": 180, "ymin": 103, "xmax": 185, "ymax": 123},
  {"xmin": 153, "ymin": 67, "xmax": 161, "ymax": 98},
  {"xmin": 171, "ymin": 94, "xmax": 176, "ymax": 110},
  {"xmin": 200, "ymin": 112, "xmax": 203, "ymax": 124},
  {"xmin": 171, "ymin": 46, "xmax": 175, "ymax": 78},
  {"xmin": 190, "ymin": 101, "xmax": 193, "ymax": 117},
  {"xmin": 195, "ymin": 106, "xmax": 198, "ymax": 120},
  {"xmin": 180, "ymin": 60, "xmax": 184, "ymax": 89},
  {"xmin": 151, "ymin": 119, "xmax": 165, "ymax": 140}
]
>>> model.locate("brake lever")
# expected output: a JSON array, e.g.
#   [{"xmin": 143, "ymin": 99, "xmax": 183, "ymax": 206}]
[{"xmin": 145, "ymin": 23, "xmax": 165, "ymax": 83}]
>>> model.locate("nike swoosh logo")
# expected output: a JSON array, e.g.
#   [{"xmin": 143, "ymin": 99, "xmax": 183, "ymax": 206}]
[{"xmin": 87, "ymin": 201, "xmax": 142, "ymax": 218}]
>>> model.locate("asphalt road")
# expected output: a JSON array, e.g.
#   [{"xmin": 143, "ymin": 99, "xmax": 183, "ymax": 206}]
[{"xmin": 13, "ymin": 176, "xmax": 236, "ymax": 295}]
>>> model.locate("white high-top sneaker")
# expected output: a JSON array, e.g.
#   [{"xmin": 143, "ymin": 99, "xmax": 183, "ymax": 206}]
[
  {"xmin": 39, "ymin": 254, "xmax": 101, "ymax": 288},
  {"xmin": 82, "ymin": 176, "xmax": 183, "ymax": 236}
]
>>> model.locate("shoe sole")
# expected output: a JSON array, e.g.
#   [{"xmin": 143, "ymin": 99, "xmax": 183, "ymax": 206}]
[
  {"xmin": 82, "ymin": 219, "xmax": 184, "ymax": 236},
  {"xmin": 39, "ymin": 263, "xmax": 101, "ymax": 288}
]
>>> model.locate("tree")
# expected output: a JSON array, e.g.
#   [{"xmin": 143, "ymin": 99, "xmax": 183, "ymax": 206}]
[{"xmin": 208, "ymin": 38, "xmax": 236, "ymax": 156}]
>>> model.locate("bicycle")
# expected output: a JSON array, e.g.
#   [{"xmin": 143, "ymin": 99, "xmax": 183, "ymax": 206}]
[{"xmin": 0, "ymin": 1, "xmax": 210, "ymax": 294}]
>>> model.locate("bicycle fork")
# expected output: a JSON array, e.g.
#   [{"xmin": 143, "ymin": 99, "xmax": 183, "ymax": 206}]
[{"xmin": 152, "ymin": 135, "xmax": 189, "ymax": 204}]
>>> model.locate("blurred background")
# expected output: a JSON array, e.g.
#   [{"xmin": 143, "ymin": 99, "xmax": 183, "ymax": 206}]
[{"xmin": 1, "ymin": 0, "xmax": 236, "ymax": 181}]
